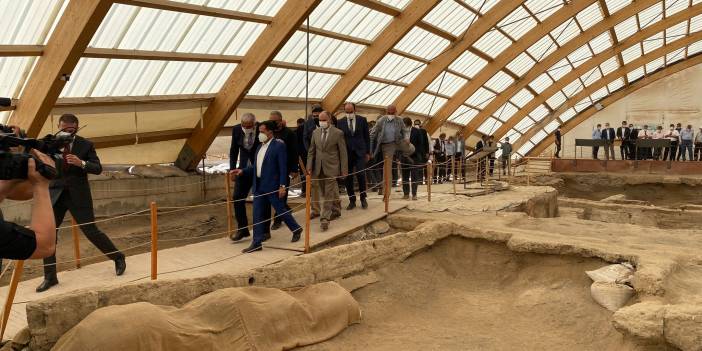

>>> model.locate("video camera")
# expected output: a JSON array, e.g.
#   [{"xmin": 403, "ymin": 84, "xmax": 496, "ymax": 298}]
[{"xmin": 0, "ymin": 125, "xmax": 73, "ymax": 181}]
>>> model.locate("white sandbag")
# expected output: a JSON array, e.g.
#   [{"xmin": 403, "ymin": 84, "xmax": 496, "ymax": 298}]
[
  {"xmin": 586, "ymin": 263, "xmax": 634, "ymax": 283},
  {"xmin": 590, "ymin": 282, "xmax": 635, "ymax": 311}
]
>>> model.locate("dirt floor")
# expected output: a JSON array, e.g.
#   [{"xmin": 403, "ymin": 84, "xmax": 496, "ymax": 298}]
[{"xmin": 301, "ymin": 237, "xmax": 649, "ymax": 351}]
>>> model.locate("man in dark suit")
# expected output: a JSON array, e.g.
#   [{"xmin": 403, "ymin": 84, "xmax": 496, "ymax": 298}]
[
  {"xmin": 616, "ymin": 121, "xmax": 630, "ymax": 160},
  {"xmin": 268, "ymin": 111, "xmax": 298, "ymax": 230},
  {"xmin": 554, "ymin": 126, "xmax": 562, "ymax": 158},
  {"xmin": 337, "ymin": 102, "xmax": 370, "ymax": 210},
  {"xmin": 627, "ymin": 124, "xmax": 638, "ymax": 159},
  {"xmin": 601, "ymin": 122, "xmax": 616, "ymax": 160},
  {"xmin": 229, "ymin": 113, "xmax": 259, "ymax": 242},
  {"xmin": 37, "ymin": 114, "xmax": 125, "ymax": 293},
  {"xmin": 230, "ymin": 121, "xmax": 302, "ymax": 253},
  {"xmin": 433, "ymin": 133, "xmax": 447, "ymax": 183},
  {"xmin": 402, "ymin": 118, "xmax": 428, "ymax": 200},
  {"xmin": 414, "ymin": 119, "xmax": 431, "ymax": 184},
  {"xmin": 295, "ymin": 118, "xmax": 307, "ymax": 197}
]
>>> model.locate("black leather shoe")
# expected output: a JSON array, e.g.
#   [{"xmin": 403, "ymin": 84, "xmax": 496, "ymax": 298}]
[
  {"xmin": 346, "ymin": 202, "xmax": 356, "ymax": 210},
  {"xmin": 241, "ymin": 244, "xmax": 262, "ymax": 253},
  {"xmin": 361, "ymin": 198, "xmax": 368, "ymax": 209},
  {"xmin": 263, "ymin": 232, "xmax": 272, "ymax": 242},
  {"xmin": 271, "ymin": 221, "xmax": 282, "ymax": 230},
  {"xmin": 291, "ymin": 228, "xmax": 302, "ymax": 243},
  {"xmin": 230, "ymin": 229, "xmax": 250, "ymax": 242},
  {"xmin": 36, "ymin": 278, "xmax": 58, "ymax": 293},
  {"xmin": 115, "ymin": 257, "xmax": 127, "ymax": 276}
]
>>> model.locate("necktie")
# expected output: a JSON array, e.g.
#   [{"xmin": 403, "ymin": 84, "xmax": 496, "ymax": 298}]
[
  {"xmin": 322, "ymin": 129, "xmax": 328, "ymax": 146},
  {"xmin": 350, "ymin": 119, "xmax": 354, "ymax": 135},
  {"xmin": 62, "ymin": 144, "xmax": 71, "ymax": 172}
]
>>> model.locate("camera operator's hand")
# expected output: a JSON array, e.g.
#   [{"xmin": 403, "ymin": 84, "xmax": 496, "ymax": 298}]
[
  {"xmin": 29, "ymin": 150, "xmax": 55, "ymax": 184},
  {"xmin": 65, "ymin": 154, "xmax": 83, "ymax": 167}
]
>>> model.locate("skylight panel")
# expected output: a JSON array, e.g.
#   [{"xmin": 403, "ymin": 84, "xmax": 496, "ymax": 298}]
[
  {"xmin": 665, "ymin": 0, "xmax": 688, "ymax": 17},
  {"xmin": 638, "ymin": 3, "xmax": 664, "ymax": 29},
  {"xmin": 590, "ymin": 86, "xmax": 608, "ymax": 101},
  {"xmin": 311, "ymin": 1, "xmax": 393, "ymax": 40},
  {"xmin": 643, "ymin": 32, "xmax": 664, "ymax": 54},
  {"xmin": 347, "ymin": 80, "xmax": 404, "ymax": 106},
  {"xmin": 666, "ymin": 47, "xmax": 685, "ymax": 64},
  {"xmin": 515, "ymin": 116, "xmax": 536, "ymax": 132},
  {"xmin": 645, "ymin": 57, "xmax": 665, "ymax": 73},
  {"xmin": 511, "ymin": 88, "xmax": 535, "ymax": 108},
  {"xmin": 484, "ymin": 71, "xmax": 515, "ymax": 92},
  {"xmin": 517, "ymin": 142, "xmax": 534, "ymax": 156},
  {"xmin": 395, "ymin": 27, "xmax": 450, "ymax": 60},
  {"xmin": 0, "ymin": 57, "xmax": 33, "ymax": 98},
  {"xmin": 424, "ymin": 0, "xmax": 477, "ymax": 37},
  {"xmin": 530, "ymin": 130, "xmax": 549, "ymax": 144},
  {"xmin": 473, "ymin": 30, "xmax": 513, "ymax": 58},
  {"xmin": 621, "ymin": 44, "xmax": 643, "ymax": 64},
  {"xmin": 0, "ymin": 0, "xmax": 65, "ymax": 45},
  {"xmin": 665, "ymin": 21, "xmax": 688, "ymax": 44},
  {"xmin": 545, "ymin": 120, "xmax": 561, "ymax": 133},
  {"xmin": 581, "ymin": 67, "xmax": 602, "ymax": 87},
  {"xmin": 600, "ymin": 57, "xmax": 620, "ymax": 76},
  {"xmin": 691, "ymin": 14, "xmax": 702, "ymax": 33},
  {"xmin": 607, "ymin": 78, "xmax": 625, "ymax": 92},
  {"xmin": 524, "ymin": 0, "xmax": 563, "ymax": 22},
  {"xmin": 528, "ymin": 35, "xmax": 557, "ymax": 61},
  {"xmin": 568, "ymin": 45, "xmax": 594, "ymax": 68},
  {"xmin": 61, "ymin": 58, "xmax": 105, "ymax": 97},
  {"xmin": 576, "ymin": 3, "xmax": 603, "ymax": 31},
  {"xmin": 589, "ymin": 32, "xmax": 612, "ymax": 55},
  {"xmin": 506, "ymin": 52, "xmax": 536, "ymax": 77},
  {"xmin": 574, "ymin": 97, "xmax": 592, "ymax": 112},
  {"xmin": 493, "ymin": 102, "xmax": 519, "ymax": 121},
  {"xmin": 407, "ymin": 93, "xmax": 447, "ymax": 115},
  {"xmin": 276, "ymin": 33, "xmax": 365, "ymax": 70},
  {"xmin": 463, "ymin": 0, "xmax": 499, "ymax": 14},
  {"xmin": 562, "ymin": 79, "xmax": 584, "ymax": 97},
  {"xmin": 449, "ymin": 106, "xmax": 479, "ymax": 125},
  {"xmin": 547, "ymin": 59, "xmax": 572, "ymax": 80},
  {"xmin": 529, "ymin": 73, "xmax": 553, "ymax": 94},
  {"xmin": 499, "ymin": 7, "xmax": 537, "ymax": 41},
  {"xmin": 370, "ymin": 53, "xmax": 425, "ymax": 84},
  {"xmin": 688, "ymin": 40, "xmax": 702, "ymax": 55},
  {"xmin": 450, "ymin": 50, "xmax": 488, "ymax": 79},
  {"xmin": 627, "ymin": 66, "xmax": 645, "ymax": 81},
  {"xmin": 199, "ymin": 0, "xmax": 286, "ymax": 16},
  {"xmin": 558, "ymin": 108, "xmax": 576, "ymax": 122},
  {"xmin": 198, "ymin": 63, "xmax": 236, "ymax": 94},
  {"xmin": 614, "ymin": 16, "xmax": 638, "ymax": 41},
  {"xmin": 477, "ymin": 118, "xmax": 503, "ymax": 135},
  {"xmin": 379, "ymin": 0, "xmax": 410, "ymax": 10},
  {"xmin": 547, "ymin": 91, "xmax": 567, "ymax": 109},
  {"xmin": 551, "ymin": 18, "xmax": 580, "ymax": 46},
  {"xmin": 605, "ymin": 0, "xmax": 632, "ymax": 14},
  {"xmin": 505, "ymin": 129, "xmax": 521, "ymax": 144},
  {"xmin": 466, "ymin": 87, "xmax": 496, "ymax": 109},
  {"xmin": 530, "ymin": 105, "xmax": 550, "ymax": 121},
  {"xmin": 427, "ymin": 71, "xmax": 468, "ymax": 96}
]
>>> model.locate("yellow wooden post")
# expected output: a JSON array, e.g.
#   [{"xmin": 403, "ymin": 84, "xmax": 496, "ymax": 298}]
[
  {"xmin": 426, "ymin": 162, "xmax": 432, "ymax": 202},
  {"xmin": 224, "ymin": 174, "xmax": 234, "ymax": 239},
  {"xmin": 70, "ymin": 218, "xmax": 81, "ymax": 269},
  {"xmin": 304, "ymin": 174, "xmax": 311, "ymax": 254},
  {"xmin": 384, "ymin": 156, "xmax": 390, "ymax": 213},
  {"xmin": 0, "ymin": 260, "xmax": 24, "ymax": 340},
  {"xmin": 150, "ymin": 202, "xmax": 158, "ymax": 280}
]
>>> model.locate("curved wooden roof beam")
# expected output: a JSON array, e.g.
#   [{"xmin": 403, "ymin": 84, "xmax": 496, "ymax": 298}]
[
  {"xmin": 391, "ymin": 0, "xmax": 528, "ymax": 118},
  {"xmin": 174, "ymin": 0, "xmax": 322, "ymax": 170},
  {"xmin": 450, "ymin": 0, "xmax": 667, "ymax": 138},
  {"xmin": 511, "ymin": 32, "xmax": 702, "ymax": 153},
  {"xmin": 492, "ymin": 5, "xmax": 702, "ymax": 142},
  {"xmin": 525, "ymin": 53, "xmax": 702, "ymax": 157},
  {"xmin": 320, "ymin": 0, "xmax": 441, "ymax": 113},
  {"xmin": 11, "ymin": 0, "xmax": 115, "ymax": 137}
]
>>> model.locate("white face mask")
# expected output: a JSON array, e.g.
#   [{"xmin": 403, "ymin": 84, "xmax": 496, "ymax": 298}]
[
  {"xmin": 319, "ymin": 121, "xmax": 329, "ymax": 129},
  {"xmin": 258, "ymin": 133, "xmax": 269, "ymax": 143},
  {"xmin": 243, "ymin": 127, "xmax": 254, "ymax": 134},
  {"xmin": 387, "ymin": 115, "xmax": 395, "ymax": 120}
]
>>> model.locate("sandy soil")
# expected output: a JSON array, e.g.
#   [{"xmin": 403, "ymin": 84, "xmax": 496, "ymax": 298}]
[{"xmin": 301, "ymin": 237, "xmax": 648, "ymax": 351}]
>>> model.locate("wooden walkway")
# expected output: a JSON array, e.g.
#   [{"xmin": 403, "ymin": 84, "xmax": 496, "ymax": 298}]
[{"xmin": 0, "ymin": 194, "xmax": 410, "ymax": 340}]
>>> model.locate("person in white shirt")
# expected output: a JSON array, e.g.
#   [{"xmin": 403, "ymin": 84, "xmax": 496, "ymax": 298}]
[
  {"xmin": 445, "ymin": 136, "xmax": 456, "ymax": 180},
  {"xmin": 652, "ymin": 126, "xmax": 666, "ymax": 160},
  {"xmin": 663, "ymin": 124, "xmax": 680, "ymax": 161},
  {"xmin": 695, "ymin": 127, "xmax": 702, "ymax": 161}
]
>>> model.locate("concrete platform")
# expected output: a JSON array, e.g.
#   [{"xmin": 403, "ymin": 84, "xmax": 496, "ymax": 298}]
[
  {"xmin": 552, "ymin": 158, "xmax": 702, "ymax": 175},
  {"xmin": 0, "ymin": 195, "xmax": 408, "ymax": 340}
]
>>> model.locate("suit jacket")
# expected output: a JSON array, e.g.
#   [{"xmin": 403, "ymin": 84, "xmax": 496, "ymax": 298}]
[
  {"xmin": 409, "ymin": 127, "xmax": 429, "ymax": 163},
  {"xmin": 307, "ymin": 126, "xmax": 348, "ymax": 178},
  {"xmin": 433, "ymin": 139, "xmax": 446, "ymax": 158},
  {"xmin": 616, "ymin": 127, "xmax": 630, "ymax": 140},
  {"xmin": 274, "ymin": 127, "xmax": 298, "ymax": 174},
  {"xmin": 229, "ymin": 124, "xmax": 260, "ymax": 170},
  {"xmin": 369, "ymin": 116, "xmax": 407, "ymax": 156},
  {"xmin": 242, "ymin": 139, "xmax": 288, "ymax": 195},
  {"xmin": 303, "ymin": 115, "xmax": 318, "ymax": 151},
  {"xmin": 50, "ymin": 135, "xmax": 102, "ymax": 206},
  {"xmin": 601, "ymin": 128, "xmax": 616, "ymax": 140},
  {"xmin": 337, "ymin": 115, "xmax": 370, "ymax": 157}
]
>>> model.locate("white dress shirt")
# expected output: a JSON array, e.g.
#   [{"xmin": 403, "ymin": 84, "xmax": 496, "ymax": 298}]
[{"xmin": 256, "ymin": 139, "xmax": 271, "ymax": 177}]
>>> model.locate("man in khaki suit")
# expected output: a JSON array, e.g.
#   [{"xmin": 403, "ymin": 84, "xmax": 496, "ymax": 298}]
[{"xmin": 307, "ymin": 111, "xmax": 348, "ymax": 231}]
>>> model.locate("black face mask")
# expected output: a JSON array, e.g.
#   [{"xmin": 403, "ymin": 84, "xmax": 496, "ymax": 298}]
[
  {"xmin": 275, "ymin": 121, "xmax": 283, "ymax": 131},
  {"xmin": 314, "ymin": 117, "xmax": 319, "ymax": 125}
]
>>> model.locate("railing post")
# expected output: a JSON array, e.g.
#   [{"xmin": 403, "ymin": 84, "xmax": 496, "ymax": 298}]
[
  {"xmin": 150, "ymin": 201, "xmax": 158, "ymax": 281},
  {"xmin": 526, "ymin": 159, "xmax": 531, "ymax": 186},
  {"xmin": 384, "ymin": 156, "xmax": 390, "ymax": 213},
  {"xmin": 452, "ymin": 155, "xmax": 456, "ymax": 195},
  {"xmin": 304, "ymin": 174, "xmax": 311, "ymax": 254},
  {"xmin": 224, "ymin": 173, "xmax": 233, "ymax": 239},
  {"xmin": 71, "ymin": 218, "xmax": 81, "ymax": 269},
  {"xmin": 426, "ymin": 161, "xmax": 432, "ymax": 202},
  {"xmin": 0, "ymin": 260, "xmax": 24, "ymax": 340}
]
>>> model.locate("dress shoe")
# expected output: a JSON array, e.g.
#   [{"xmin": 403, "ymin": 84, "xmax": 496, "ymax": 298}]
[
  {"xmin": 263, "ymin": 232, "xmax": 272, "ymax": 242},
  {"xmin": 310, "ymin": 213, "xmax": 320, "ymax": 219},
  {"xmin": 291, "ymin": 228, "xmax": 302, "ymax": 243},
  {"xmin": 330, "ymin": 212, "xmax": 341, "ymax": 221},
  {"xmin": 402, "ymin": 194, "xmax": 410, "ymax": 200},
  {"xmin": 241, "ymin": 243, "xmax": 262, "ymax": 253},
  {"xmin": 114, "ymin": 257, "xmax": 127, "ymax": 276},
  {"xmin": 270, "ymin": 221, "xmax": 282, "ymax": 230},
  {"xmin": 361, "ymin": 198, "xmax": 368, "ymax": 209},
  {"xmin": 36, "ymin": 278, "xmax": 58, "ymax": 293},
  {"xmin": 321, "ymin": 222, "xmax": 329, "ymax": 231},
  {"xmin": 412, "ymin": 196, "xmax": 418, "ymax": 201},
  {"xmin": 230, "ymin": 229, "xmax": 250, "ymax": 242},
  {"xmin": 346, "ymin": 202, "xmax": 356, "ymax": 210}
]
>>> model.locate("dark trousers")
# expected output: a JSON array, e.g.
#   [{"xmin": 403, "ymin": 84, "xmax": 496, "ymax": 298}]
[
  {"xmin": 435, "ymin": 155, "xmax": 446, "ymax": 182},
  {"xmin": 663, "ymin": 142, "xmax": 678, "ymax": 161},
  {"xmin": 695, "ymin": 143, "xmax": 702, "ymax": 161},
  {"xmin": 592, "ymin": 146, "xmax": 599, "ymax": 159},
  {"xmin": 401, "ymin": 158, "xmax": 420, "ymax": 197},
  {"xmin": 272, "ymin": 177, "xmax": 291, "ymax": 225},
  {"xmin": 620, "ymin": 141, "xmax": 629, "ymax": 160},
  {"xmin": 501, "ymin": 157, "xmax": 510, "ymax": 175},
  {"xmin": 252, "ymin": 191, "xmax": 300, "ymax": 246},
  {"xmin": 44, "ymin": 190, "xmax": 123, "ymax": 280},
  {"xmin": 233, "ymin": 174, "xmax": 253, "ymax": 233},
  {"xmin": 680, "ymin": 140, "xmax": 694, "ymax": 161},
  {"xmin": 555, "ymin": 143, "xmax": 561, "ymax": 158},
  {"xmin": 345, "ymin": 152, "xmax": 367, "ymax": 203},
  {"xmin": 489, "ymin": 157, "xmax": 495, "ymax": 176}
]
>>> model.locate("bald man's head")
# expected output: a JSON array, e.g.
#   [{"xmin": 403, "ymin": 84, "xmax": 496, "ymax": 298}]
[{"xmin": 386, "ymin": 105, "xmax": 397, "ymax": 115}]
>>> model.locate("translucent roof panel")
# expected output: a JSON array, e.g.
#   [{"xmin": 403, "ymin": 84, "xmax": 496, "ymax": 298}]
[
  {"xmin": 606, "ymin": 0, "xmax": 633, "ymax": 14},
  {"xmin": 463, "ymin": 0, "xmax": 500, "ymax": 15},
  {"xmin": 590, "ymin": 86, "xmax": 608, "ymax": 101},
  {"xmin": 348, "ymin": 80, "xmax": 404, "ymax": 106},
  {"xmin": 505, "ymin": 129, "xmax": 521, "ymax": 144},
  {"xmin": 688, "ymin": 41, "xmax": 702, "ymax": 55},
  {"xmin": 524, "ymin": 0, "xmax": 564, "ymax": 22},
  {"xmin": 369, "ymin": 53, "xmax": 425, "ymax": 84},
  {"xmin": 528, "ymin": 35, "xmax": 557, "ymax": 62},
  {"xmin": 0, "ymin": 57, "xmax": 35, "ymax": 98},
  {"xmin": 426, "ymin": 71, "xmax": 468, "ymax": 96},
  {"xmin": 589, "ymin": 32, "xmax": 613, "ymax": 55},
  {"xmin": 547, "ymin": 59, "xmax": 572, "ymax": 81},
  {"xmin": 614, "ymin": 16, "xmax": 639, "ymax": 41},
  {"xmin": 546, "ymin": 91, "xmax": 567, "ymax": 109},
  {"xmin": 568, "ymin": 45, "xmax": 594, "ymax": 68},
  {"xmin": 0, "ymin": 0, "xmax": 66, "ymax": 45},
  {"xmin": 562, "ymin": 79, "xmax": 584, "ymax": 97},
  {"xmin": 530, "ymin": 130, "xmax": 548, "ymax": 144},
  {"xmin": 466, "ymin": 87, "xmax": 496, "ymax": 109},
  {"xmin": 474, "ymin": 30, "xmax": 513, "ymax": 59},
  {"xmin": 627, "ymin": 66, "xmax": 645, "ymax": 81},
  {"xmin": 645, "ymin": 56, "xmax": 665, "ymax": 73},
  {"xmin": 175, "ymin": 0, "xmax": 286, "ymax": 16},
  {"xmin": 379, "ymin": 0, "xmax": 411, "ymax": 10},
  {"xmin": 559, "ymin": 108, "xmax": 577, "ymax": 122},
  {"xmin": 638, "ymin": 2, "xmax": 663, "ymax": 30},
  {"xmin": 581, "ymin": 67, "xmax": 602, "ymax": 87},
  {"xmin": 275, "ymin": 32, "xmax": 365, "ymax": 70},
  {"xmin": 642, "ymin": 32, "xmax": 664, "ymax": 54},
  {"xmin": 407, "ymin": 93, "xmax": 447, "ymax": 116},
  {"xmin": 691, "ymin": 14, "xmax": 702, "ymax": 33},
  {"xmin": 621, "ymin": 44, "xmax": 643, "ymax": 64},
  {"xmin": 576, "ymin": 2, "xmax": 603, "ymax": 31},
  {"xmin": 665, "ymin": 21, "xmax": 688, "ymax": 44},
  {"xmin": 308, "ymin": 0, "xmax": 393, "ymax": 41},
  {"xmin": 249, "ymin": 67, "xmax": 338, "ymax": 98},
  {"xmin": 449, "ymin": 51, "xmax": 488, "ymax": 79},
  {"xmin": 499, "ymin": 6, "xmax": 537, "ymax": 41},
  {"xmin": 511, "ymin": 88, "xmax": 535, "ymax": 108},
  {"xmin": 507, "ymin": 52, "xmax": 537, "ymax": 77},
  {"xmin": 574, "ymin": 97, "xmax": 592, "ymax": 112},
  {"xmin": 394, "ymin": 27, "xmax": 450, "ymax": 60},
  {"xmin": 477, "ymin": 117, "xmax": 503, "ymax": 135},
  {"xmin": 530, "ymin": 104, "xmax": 550, "ymax": 121},
  {"xmin": 666, "ymin": 0, "xmax": 688, "ymax": 17},
  {"xmin": 551, "ymin": 18, "xmax": 581, "ymax": 46},
  {"xmin": 529, "ymin": 73, "xmax": 554, "ymax": 94},
  {"xmin": 608, "ymin": 78, "xmax": 626, "ymax": 92},
  {"xmin": 544, "ymin": 120, "xmax": 560, "ymax": 133},
  {"xmin": 665, "ymin": 47, "xmax": 685, "ymax": 64},
  {"xmin": 448, "ymin": 105, "xmax": 479, "ymax": 125},
  {"xmin": 423, "ymin": 0, "xmax": 477, "ymax": 37},
  {"xmin": 517, "ymin": 141, "xmax": 535, "ymax": 156},
  {"xmin": 515, "ymin": 116, "xmax": 536, "ymax": 133},
  {"xmin": 484, "ymin": 71, "xmax": 515, "ymax": 92},
  {"xmin": 493, "ymin": 102, "xmax": 519, "ymax": 122},
  {"xmin": 600, "ymin": 57, "xmax": 620, "ymax": 76}
]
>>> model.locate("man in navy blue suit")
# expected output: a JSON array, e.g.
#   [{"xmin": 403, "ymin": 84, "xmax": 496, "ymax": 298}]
[
  {"xmin": 337, "ymin": 102, "xmax": 370, "ymax": 210},
  {"xmin": 229, "ymin": 113, "xmax": 259, "ymax": 241},
  {"xmin": 230, "ymin": 121, "xmax": 302, "ymax": 253}
]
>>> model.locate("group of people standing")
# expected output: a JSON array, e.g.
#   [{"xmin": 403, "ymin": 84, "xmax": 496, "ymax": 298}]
[{"xmin": 590, "ymin": 121, "xmax": 702, "ymax": 161}]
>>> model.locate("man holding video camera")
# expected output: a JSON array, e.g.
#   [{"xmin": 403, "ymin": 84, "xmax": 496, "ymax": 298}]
[{"xmin": 36, "ymin": 114, "xmax": 126, "ymax": 293}]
